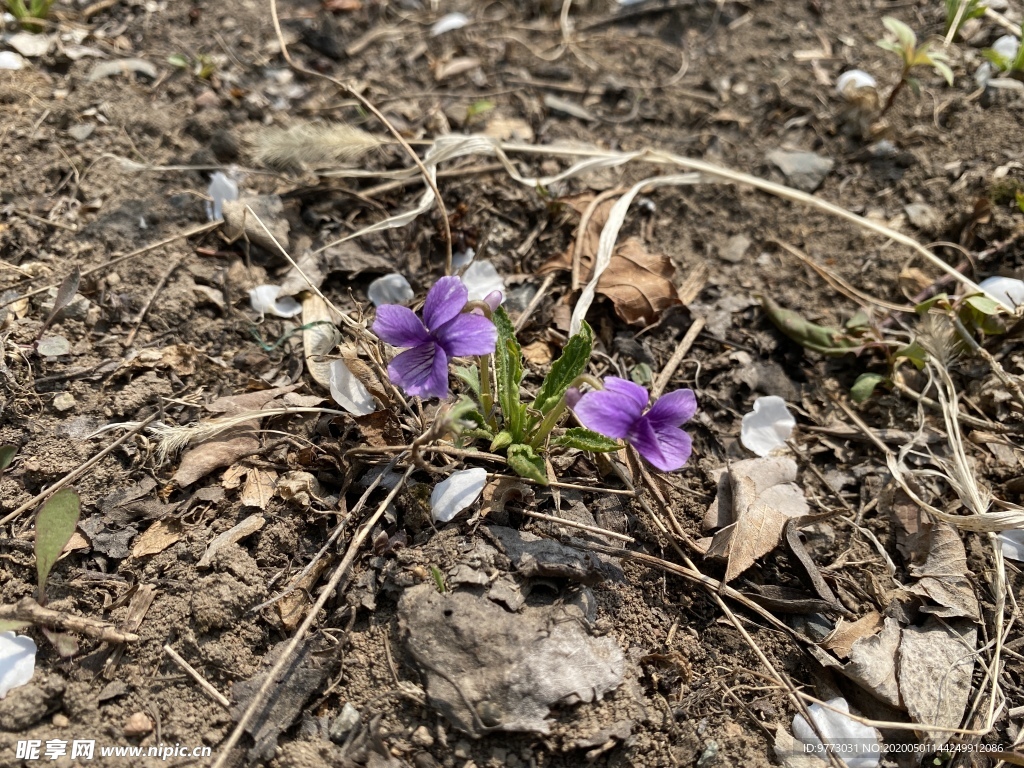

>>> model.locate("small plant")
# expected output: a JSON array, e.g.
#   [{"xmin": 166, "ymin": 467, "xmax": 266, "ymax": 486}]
[
  {"xmin": 372, "ymin": 276, "xmax": 697, "ymax": 484},
  {"xmin": 944, "ymin": 0, "xmax": 987, "ymax": 40},
  {"xmin": 981, "ymin": 28, "xmax": 1024, "ymax": 74},
  {"xmin": 2, "ymin": 0, "xmax": 56, "ymax": 32},
  {"xmin": 168, "ymin": 53, "xmax": 218, "ymax": 80},
  {"xmin": 876, "ymin": 17, "xmax": 954, "ymax": 114}
]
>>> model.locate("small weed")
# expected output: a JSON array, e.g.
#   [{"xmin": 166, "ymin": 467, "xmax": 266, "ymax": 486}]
[
  {"xmin": 876, "ymin": 17, "xmax": 954, "ymax": 114},
  {"xmin": 2, "ymin": 0, "xmax": 56, "ymax": 32},
  {"xmin": 168, "ymin": 53, "xmax": 218, "ymax": 80},
  {"xmin": 944, "ymin": 0, "xmax": 987, "ymax": 40}
]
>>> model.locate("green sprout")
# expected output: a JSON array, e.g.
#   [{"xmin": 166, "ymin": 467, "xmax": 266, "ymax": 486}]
[
  {"xmin": 35, "ymin": 488, "xmax": 81, "ymax": 605},
  {"xmin": 168, "ymin": 53, "xmax": 218, "ymax": 81},
  {"xmin": 980, "ymin": 24, "xmax": 1024, "ymax": 74},
  {"xmin": 876, "ymin": 17, "xmax": 955, "ymax": 114},
  {"xmin": 2, "ymin": 0, "xmax": 56, "ymax": 32},
  {"xmin": 944, "ymin": 0, "xmax": 987, "ymax": 40}
]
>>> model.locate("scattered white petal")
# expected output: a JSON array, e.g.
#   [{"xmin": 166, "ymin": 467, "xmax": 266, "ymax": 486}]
[
  {"xmin": 206, "ymin": 172, "xmax": 238, "ymax": 221},
  {"xmin": 461, "ymin": 261, "xmax": 505, "ymax": 304},
  {"xmin": 999, "ymin": 530, "xmax": 1024, "ymax": 561},
  {"xmin": 979, "ymin": 276, "xmax": 1024, "ymax": 309},
  {"xmin": 329, "ymin": 359, "xmax": 376, "ymax": 416},
  {"xmin": 741, "ymin": 396, "xmax": 795, "ymax": 456},
  {"xmin": 0, "ymin": 632, "xmax": 36, "ymax": 699},
  {"xmin": 792, "ymin": 698, "xmax": 880, "ymax": 768},
  {"xmin": 452, "ymin": 248, "xmax": 476, "ymax": 269},
  {"xmin": 430, "ymin": 467, "xmax": 487, "ymax": 523},
  {"xmin": 249, "ymin": 285, "xmax": 302, "ymax": 318},
  {"xmin": 368, "ymin": 273, "xmax": 414, "ymax": 306},
  {"xmin": 430, "ymin": 12, "xmax": 469, "ymax": 36},
  {"xmin": 0, "ymin": 51, "xmax": 25, "ymax": 70},
  {"xmin": 836, "ymin": 69, "xmax": 877, "ymax": 96},
  {"xmin": 993, "ymin": 34, "xmax": 1020, "ymax": 62}
]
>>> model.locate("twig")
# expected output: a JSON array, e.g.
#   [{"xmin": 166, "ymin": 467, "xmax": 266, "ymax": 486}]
[
  {"xmin": 210, "ymin": 464, "xmax": 414, "ymax": 768},
  {"xmin": 163, "ymin": 644, "xmax": 231, "ymax": 709},
  {"xmin": 0, "ymin": 598, "xmax": 139, "ymax": 644},
  {"xmin": 13, "ymin": 209, "xmax": 78, "ymax": 232},
  {"xmin": 125, "ymin": 256, "xmax": 183, "ymax": 346},
  {"xmin": 513, "ymin": 273, "xmax": 555, "ymax": 332},
  {"xmin": 80, "ymin": 0, "xmax": 121, "ymax": 19},
  {"xmin": 651, "ymin": 317, "xmax": 704, "ymax": 399},
  {"xmin": 522, "ymin": 509, "xmax": 634, "ymax": 543},
  {"xmin": 0, "ymin": 411, "xmax": 163, "ymax": 527},
  {"xmin": 269, "ymin": 0, "xmax": 453, "ymax": 274}
]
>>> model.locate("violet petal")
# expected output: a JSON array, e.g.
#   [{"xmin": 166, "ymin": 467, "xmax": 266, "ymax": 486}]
[
  {"xmin": 373, "ymin": 305, "xmax": 431, "ymax": 348},
  {"xmin": 388, "ymin": 343, "xmax": 449, "ymax": 399},
  {"xmin": 645, "ymin": 388, "xmax": 697, "ymax": 429},
  {"xmin": 603, "ymin": 377, "xmax": 650, "ymax": 411},
  {"xmin": 422, "ymin": 276, "xmax": 467, "ymax": 330},
  {"xmin": 433, "ymin": 313, "xmax": 498, "ymax": 357},
  {"xmin": 644, "ymin": 422, "xmax": 693, "ymax": 471},
  {"xmin": 573, "ymin": 389, "xmax": 643, "ymax": 439}
]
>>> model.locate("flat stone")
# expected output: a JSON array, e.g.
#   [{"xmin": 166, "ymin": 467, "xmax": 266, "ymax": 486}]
[
  {"xmin": 721, "ymin": 234, "xmax": 751, "ymax": 263},
  {"xmin": 766, "ymin": 149, "xmax": 834, "ymax": 192},
  {"xmin": 904, "ymin": 203, "xmax": 940, "ymax": 232},
  {"xmin": 53, "ymin": 393, "xmax": 76, "ymax": 412}
]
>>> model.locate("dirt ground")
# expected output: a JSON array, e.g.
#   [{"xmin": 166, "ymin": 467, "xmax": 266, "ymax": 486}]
[{"xmin": 1, "ymin": 0, "xmax": 1024, "ymax": 766}]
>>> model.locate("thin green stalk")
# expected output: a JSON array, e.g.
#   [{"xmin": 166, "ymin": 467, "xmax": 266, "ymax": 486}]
[
  {"xmin": 528, "ymin": 373, "xmax": 605, "ymax": 448},
  {"xmin": 478, "ymin": 354, "xmax": 497, "ymax": 431}
]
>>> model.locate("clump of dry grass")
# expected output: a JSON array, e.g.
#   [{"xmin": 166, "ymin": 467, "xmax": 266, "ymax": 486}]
[{"xmin": 249, "ymin": 122, "xmax": 384, "ymax": 171}]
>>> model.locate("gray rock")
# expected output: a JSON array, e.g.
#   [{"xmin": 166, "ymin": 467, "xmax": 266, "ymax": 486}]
[
  {"xmin": 766, "ymin": 149, "xmax": 834, "ymax": 192},
  {"xmin": 720, "ymin": 234, "xmax": 751, "ymax": 264},
  {"xmin": 904, "ymin": 203, "xmax": 941, "ymax": 232}
]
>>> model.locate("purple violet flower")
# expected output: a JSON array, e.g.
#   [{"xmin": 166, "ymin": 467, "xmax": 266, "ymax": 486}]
[
  {"xmin": 372, "ymin": 276, "xmax": 497, "ymax": 400},
  {"xmin": 572, "ymin": 377, "xmax": 697, "ymax": 472}
]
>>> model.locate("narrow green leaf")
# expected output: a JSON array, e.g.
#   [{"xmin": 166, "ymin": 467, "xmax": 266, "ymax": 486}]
[
  {"xmin": 493, "ymin": 307, "xmax": 527, "ymax": 441},
  {"xmin": 851, "ymin": 373, "xmax": 887, "ymax": 404},
  {"xmin": 0, "ymin": 444, "xmax": 16, "ymax": 478},
  {"xmin": 964, "ymin": 294, "xmax": 1002, "ymax": 316},
  {"xmin": 507, "ymin": 444, "xmax": 548, "ymax": 485},
  {"xmin": 531, "ymin": 320, "xmax": 593, "ymax": 416},
  {"xmin": 883, "ymin": 17, "xmax": 916, "ymax": 50},
  {"xmin": 914, "ymin": 294, "xmax": 949, "ymax": 315},
  {"xmin": 35, "ymin": 488, "xmax": 81, "ymax": 604},
  {"xmin": 553, "ymin": 428, "xmax": 622, "ymax": 453},
  {"xmin": 760, "ymin": 295, "xmax": 857, "ymax": 356},
  {"xmin": 168, "ymin": 54, "xmax": 191, "ymax": 68},
  {"xmin": 896, "ymin": 340, "xmax": 929, "ymax": 369},
  {"xmin": 0, "ymin": 619, "xmax": 30, "ymax": 632}
]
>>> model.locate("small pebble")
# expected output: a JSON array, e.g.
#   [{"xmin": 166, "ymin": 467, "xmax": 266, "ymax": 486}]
[
  {"xmin": 51, "ymin": 713, "xmax": 69, "ymax": 728},
  {"xmin": 123, "ymin": 712, "xmax": 153, "ymax": 738},
  {"xmin": 411, "ymin": 725, "xmax": 434, "ymax": 748},
  {"xmin": 53, "ymin": 393, "xmax": 76, "ymax": 412}
]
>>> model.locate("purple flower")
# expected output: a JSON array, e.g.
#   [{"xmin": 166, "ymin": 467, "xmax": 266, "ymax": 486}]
[
  {"xmin": 372, "ymin": 276, "xmax": 497, "ymax": 400},
  {"xmin": 572, "ymin": 377, "xmax": 697, "ymax": 472}
]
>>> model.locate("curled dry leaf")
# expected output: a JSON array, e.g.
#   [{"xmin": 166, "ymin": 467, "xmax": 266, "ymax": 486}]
[{"xmin": 541, "ymin": 195, "xmax": 681, "ymax": 326}]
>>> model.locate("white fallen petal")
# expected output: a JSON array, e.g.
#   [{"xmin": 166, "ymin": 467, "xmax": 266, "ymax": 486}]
[
  {"xmin": 836, "ymin": 69, "xmax": 877, "ymax": 96},
  {"xmin": 993, "ymin": 34, "xmax": 1020, "ymax": 62},
  {"xmin": 792, "ymin": 697, "xmax": 880, "ymax": 768},
  {"xmin": 979, "ymin": 276, "xmax": 1024, "ymax": 309},
  {"xmin": 998, "ymin": 530, "xmax": 1024, "ymax": 561},
  {"xmin": 249, "ymin": 285, "xmax": 303, "ymax": 318},
  {"xmin": 0, "ymin": 51, "xmax": 26, "ymax": 70},
  {"xmin": 0, "ymin": 632, "xmax": 36, "ymax": 699},
  {"xmin": 206, "ymin": 171, "xmax": 239, "ymax": 221},
  {"xmin": 741, "ymin": 396, "xmax": 795, "ymax": 457},
  {"xmin": 329, "ymin": 359, "xmax": 376, "ymax": 416},
  {"xmin": 452, "ymin": 248, "xmax": 476, "ymax": 269},
  {"xmin": 430, "ymin": 12, "xmax": 469, "ymax": 36},
  {"xmin": 461, "ymin": 261, "xmax": 505, "ymax": 304},
  {"xmin": 431, "ymin": 467, "xmax": 487, "ymax": 523},
  {"xmin": 368, "ymin": 273, "xmax": 414, "ymax": 306}
]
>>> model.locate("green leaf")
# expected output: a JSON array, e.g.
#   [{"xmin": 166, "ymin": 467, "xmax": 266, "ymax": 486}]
[
  {"xmin": 760, "ymin": 295, "xmax": 857, "ymax": 356},
  {"xmin": 507, "ymin": 444, "xmax": 548, "ymax": 485},
  {"xmin": 531, "ymin": 320, "xmax": 593, "ymax": 417},
  {"xmin": 553, "ymin": 428, "xmax": 622, "ymax": 453},
  {"xmin": 964, "ymin": 294, "xmax": 1003, "ymax": 316},
  {"xmin": 453, "ymin": 365, "xmax": 481, "ymax": 398},
  {"xmin": 466, "ymin": 99, "xmax": 495, "ymax": 119},
  {"xmin": 932, "ymin": 59, "xmax": 954, "ymax": 86},
  {"xmin": 915, "ymin": 293, "xmax": 950, "ymax": 315},
  {"xmin": 0, "ymin": 619, "xmax": 29, "ymax": 632},
  {"xmin": 490, "ymin": 430, "xmax": 513, "ymax": 452},
  {"xmin": 876, "ymin": 40, "xmax": 903, "ymax": 55},
  {"xmin": 34, "ymin": 488, "xmax": 81, "ymax": 604},
  {"xmin": 493, "ymin": 307, "xmax": 527, "ymax": 441},
  {"xmin": 0, "ymin": 444, "xmax": 16, "ymax": 478},
  {"xmin": 630, "ymin": 362, "xmax": 653, "ymax": 386},
  {"xmin": 851, "ymin": 373, "xmax": 887, "ymax": 404},
  {"xmin": 1017, "ymin": 190, "xmax": 1024, "ymax": 214},
  {"xmin": 896, "ymin": 340, "xmax": 929, "ymax": 369},
  {"xmin": 882, "ymin": 17, "xmax": 916, "ymax": 51},
  {"xmin": 168, "ymin": 54, "xmax": 191, "ymax": 68}
]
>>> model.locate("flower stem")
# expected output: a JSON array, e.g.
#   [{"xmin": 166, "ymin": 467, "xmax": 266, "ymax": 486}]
[
  {"xmin": 528, "ymin": 373, "xmax": 605, "ymax": 449},
  {"xmin": 880, "ymin": 71, "xmax": 907, "ymax": 116},
  {"xmin": 478, "ymin": 354, "xmax": 497, "ymax": 430}
]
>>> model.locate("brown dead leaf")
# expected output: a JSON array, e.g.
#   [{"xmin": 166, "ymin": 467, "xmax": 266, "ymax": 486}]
[
  {"xmin": 843, "ymin": 616, "xmax": 901, "ymax": 707},
  {"xmin": 132, "ymin": 519, "xmax": 183, "ymax": 557},
  {"xmin": 241, "ymin": 468, "xmax": 277, "ymax": 510},
  {"xmin": 277, "ymin": 556, "xmax": 332, "ymax": 631},
  {"xmin": 197, "ymin": 514, "xmax": 266, "ymax": 569},
  {"xmin": 541, "ymin": 195, "xmax": 681, "ymax": 325},
  {"xmin": 823, "ymin": 611, "xmax": 884, "ymax": 659},
  {"xmin": 356, "ymin": 409, "xmax": 404, "ymax": 448},
  {"xmin": 174, "ymin": 431, "xmax": 259, "ymax": 488},
  {"xmin": 124, "ymin": 344, "xmax": 201, "ymax": 376},
  {"xmin": 898, "ymin": 618, "xmax": 976, "ymax": 747},
  {"xmin": 522, "ymin": 340, "xmax": 553, "ymax": 366},
  {"xmin": 222, "ymin": 464, "xmax": 248, "ymax": 490},
  {"xmin": 705, "ymin": 457, "xmax": 809, "ymax": 583}
]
